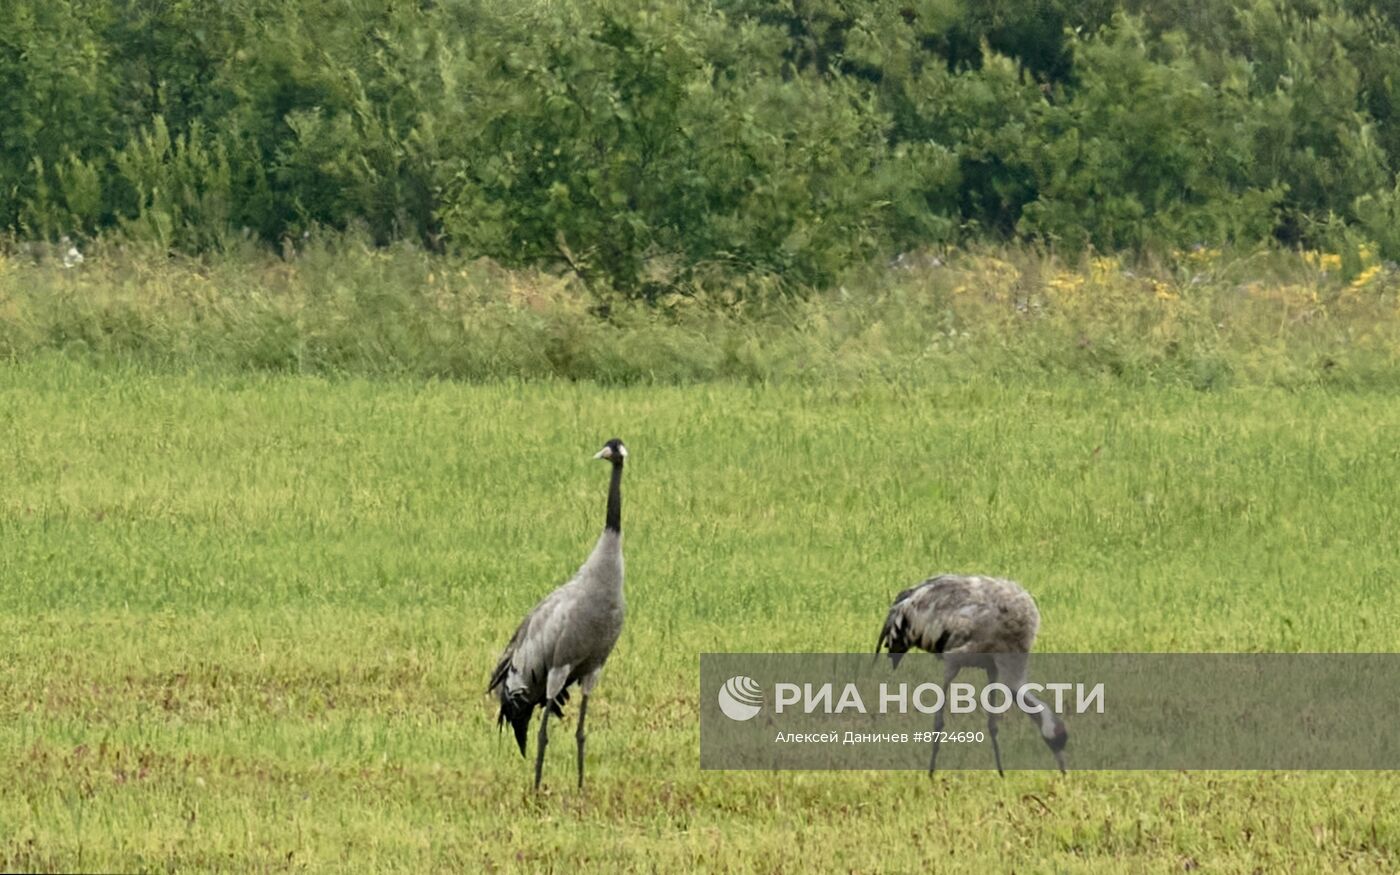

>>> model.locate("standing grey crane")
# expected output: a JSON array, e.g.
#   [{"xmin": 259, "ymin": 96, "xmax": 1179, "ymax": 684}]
[
  {"xmin": 876, "ymin": 574, "xmax": 1068, "ymax": 776},
  {"xmin": 488, "ymin": 438, "xmax": 627, "ymax": 790}
]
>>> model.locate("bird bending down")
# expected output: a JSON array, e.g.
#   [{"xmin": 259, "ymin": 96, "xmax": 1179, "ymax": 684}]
[
  {"xmin": 488, "ymin": 438, "xmax": 627, "ymax": 790},
  {"xmin": 876, "ymin": 574, "xmax": 1068, "ymax": 776}
]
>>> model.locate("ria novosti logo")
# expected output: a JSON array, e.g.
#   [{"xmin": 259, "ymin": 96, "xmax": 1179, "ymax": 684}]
[
  {"xmin": 717, "ymin": 676, "xmax": 763, "ymax": 721},
  {"xmin": 717, "ymin": 678, "xmax": 1105, "ymax": 720}
]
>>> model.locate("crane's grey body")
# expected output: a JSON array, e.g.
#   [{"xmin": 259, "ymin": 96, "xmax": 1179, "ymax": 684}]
[
  {"xmin": 877, "ymin": 574, "xmax": 1067, "ymax": 775},
  {"xmin": 489, "ymin": 439, "xmax": 627, "ymax": 790},
  {"xmin": 491, "ymin": 531, "xmax": 624, "ymax": 713}
]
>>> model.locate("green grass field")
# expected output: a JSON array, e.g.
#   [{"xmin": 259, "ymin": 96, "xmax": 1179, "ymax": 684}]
[{"xmin": 4, "ymin": 356, "xmax": 1400, "ymax": 871}]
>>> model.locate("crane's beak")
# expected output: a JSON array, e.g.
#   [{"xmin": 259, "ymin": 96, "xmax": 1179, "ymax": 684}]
[
  {"xmin": 594, "ymin": 447, "xmax": 612, "ymax": 460},
  {"xmin": 1053, "ymin": 749, "xmax": 1066, "ymax": 774}
]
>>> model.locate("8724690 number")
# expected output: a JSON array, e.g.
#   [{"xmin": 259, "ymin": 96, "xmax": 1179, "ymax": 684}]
[{"xmin": 913, "ymin": 731, "xmax": 985, "ymax": 744}]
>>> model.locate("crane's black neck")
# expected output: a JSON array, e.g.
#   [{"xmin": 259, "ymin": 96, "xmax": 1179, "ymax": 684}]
[{"xmin": 605, "ymin": 459, "xmax": 623, "ymax": 533}]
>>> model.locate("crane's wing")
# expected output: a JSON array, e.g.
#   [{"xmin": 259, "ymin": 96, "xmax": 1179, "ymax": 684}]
[
  {"xmin": 488, "ymin": 583, "xmax": 575, "ymax": 698},
  {"xmin": 877, "ymin": 575, "xmax": 1025, "ymax": 661},
  {"xmin": 876, "ymin": 585, "xmax": 918, "ymax": 657},
  {"xmin": 488, "ymin": 583, "xmax": 579, "ymax": 755}
]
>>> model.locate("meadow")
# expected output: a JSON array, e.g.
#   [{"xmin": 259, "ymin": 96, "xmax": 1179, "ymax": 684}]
[
  {"xmin": 9, "ymin": 0, "xmax": 1400, "ymax": 865},
  {"xmin": 3, "ymin": 351, "xmax": 1399, "ymax": 871}
]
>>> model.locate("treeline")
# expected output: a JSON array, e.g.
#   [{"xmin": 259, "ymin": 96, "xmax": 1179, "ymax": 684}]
[{"xmin": 5, "ymin": 0, "xmax": 1400, "ymax": 294}]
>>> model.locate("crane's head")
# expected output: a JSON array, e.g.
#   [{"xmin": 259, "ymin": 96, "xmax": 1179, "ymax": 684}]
[
  {"xmin": 1041, "ymin": 713, "xmax": 1069, "ymax": 774},
  {"xmin": 594, "ymin": 438, "xmax": 627, "ymax": 465},
  {"xmin": 1019, "ymin": 689, "xmax": 1068, "ymax": 773}
]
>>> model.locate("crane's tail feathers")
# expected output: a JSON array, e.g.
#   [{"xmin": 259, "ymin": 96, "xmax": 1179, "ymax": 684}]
[
  {"xmin": 875, "ymin": 622, "xmax": 898, "ymax": 667},
  {"xmin": 494, "ymin": 686, "xmax": 573, "ymax": 757},
  {"xmin": 877, "ymin": 598, "xmax": 911, "ymax": 667},
  {"xmin": 487, "ymin": 656, "xmax": 511, "ymax": 696},
  {"xmin": 876, "ymin": 606, "xmax": 896, "ymax": 654},
  {"xmin": 497, "ymin": 691, "xmax": 533, "ymax": 757}
]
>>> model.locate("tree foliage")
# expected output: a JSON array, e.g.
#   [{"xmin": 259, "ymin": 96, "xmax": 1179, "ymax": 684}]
[{"xmin": 5, "ymin": 0, "xmax": 1400, "ymax": 293}]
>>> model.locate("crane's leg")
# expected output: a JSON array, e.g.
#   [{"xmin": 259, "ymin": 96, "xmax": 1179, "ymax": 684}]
[
  {"xmin": 928, "ymin": 664, "xmax": 960, "ymax": 776},
  {"xmin": 985, "ymin": 665, "xmax": 1004, "ymax": 777},
  {"xmin": 575, "ymin": 669, "xmax": 602, "ymax": 790},
  {"xmin": 535, "ymin": 665, "xmax": 571, "ymax": 791},
  {"xmin": 987, "ymin": 713, "xmax": 1004, "ymax": 777},
  {"xmin": 575, "ymin": 693, "xmax": 589, "ymax": 789},
  {"xmin": 534, "ymin": 708, "xmax": 550, "ymax": 790}
]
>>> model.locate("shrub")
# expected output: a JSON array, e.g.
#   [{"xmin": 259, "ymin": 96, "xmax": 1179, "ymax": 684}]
[{"xmin": 4, "ymin": 0, "xmax": 1400, "ymax": 296}]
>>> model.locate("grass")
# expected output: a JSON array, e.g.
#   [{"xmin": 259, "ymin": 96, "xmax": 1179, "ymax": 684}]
[
  {"xmin": 3, "ymin": 355, "xmax": 1400, "ymax": 871},
  {"xmin": 3, "ymin": 237, "xmax": 1400, "ymax": 389}
]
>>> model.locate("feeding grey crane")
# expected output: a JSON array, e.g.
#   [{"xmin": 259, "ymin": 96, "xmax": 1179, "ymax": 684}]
[
  {"xmin": 876, "ymin": 574, "xmax": 1068, "ymax": 776},
  {"xmin": 488, "ymin": 438, "xmax": 627, "ymax": 790}
]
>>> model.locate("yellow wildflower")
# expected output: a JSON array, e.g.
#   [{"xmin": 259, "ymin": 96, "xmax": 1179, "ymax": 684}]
[
  {"xmin": 1047, "ymin": 271, "xmax": 1085, "ymax": 295},
  {"xmin": 1350, "ymin": 264, "xmax": 1382, "ymax": 291},
  {"xmin": 1090, "ymin": 255, "xmax": 1119, "ymax": 277},
  {"xmin": 1303, "ymin": 251, "xmax": 1342, "ymax": 273}
]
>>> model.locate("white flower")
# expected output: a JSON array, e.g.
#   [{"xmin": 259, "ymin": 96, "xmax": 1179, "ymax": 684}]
[{"xmin": 61, "ymin": 235, "xmax": 83, "ymax": 269}]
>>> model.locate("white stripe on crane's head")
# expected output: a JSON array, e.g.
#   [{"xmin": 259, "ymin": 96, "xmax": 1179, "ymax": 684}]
[{"xmin": 594, "ymin": 438, "xmax": 627, "ymax": 461}]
